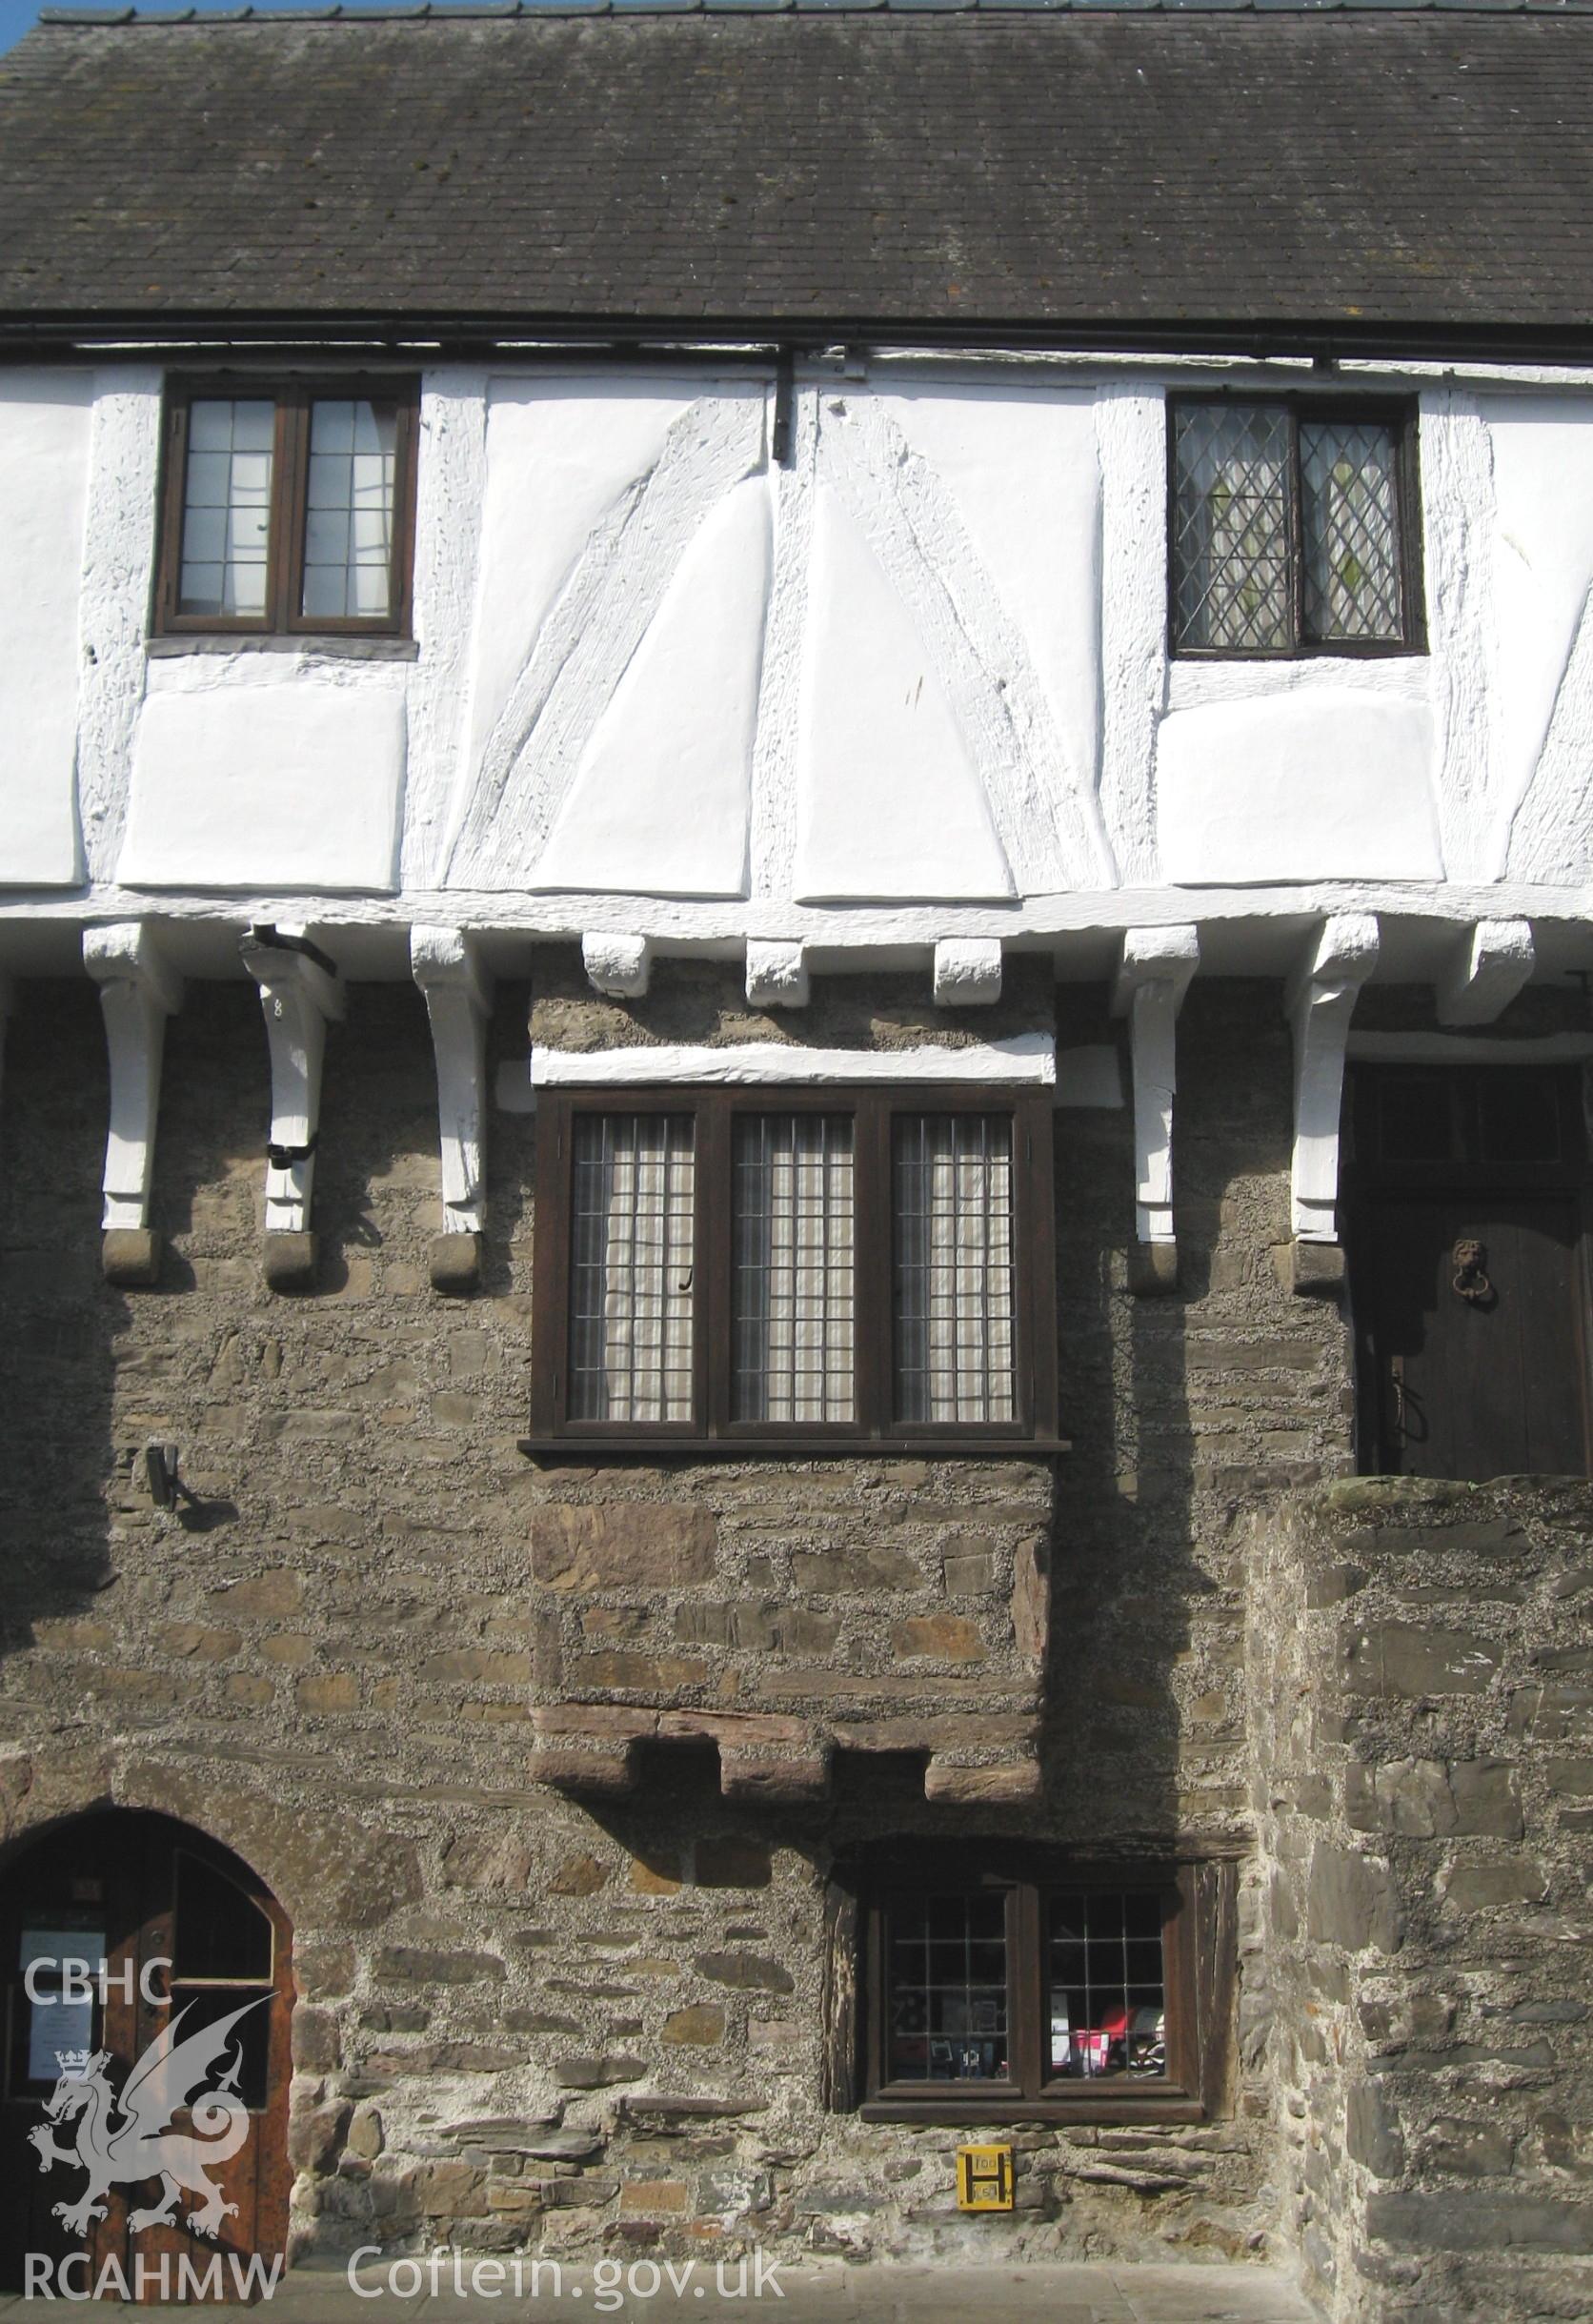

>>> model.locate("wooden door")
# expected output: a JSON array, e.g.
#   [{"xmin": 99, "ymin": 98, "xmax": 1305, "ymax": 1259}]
[
  {"xmin": 0, "ymin": 1811, "xmax": 292, "ymax": 2300},
  {"xmin": 1347, "ymin": 1065, "xmax": 1593, "ymax": 1481}
]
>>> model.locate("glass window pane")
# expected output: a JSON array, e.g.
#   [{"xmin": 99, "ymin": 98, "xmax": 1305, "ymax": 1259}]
[
  {"xmin": 568, "ymin": 1114, "xmax": 695, "ymax": 1424},
  {"xmin": 1301, "ymin": 417, "xmax": 1404, "ymax": 643},
  {"xmin": 732, "ymin": 1114, "xmax": 855, "ymax": 1424},
  {"xmin": 177, "ymin": 398, "xmax": 275, "ymax": 617},
  {"xmin": 302, "ymin": 396, "xmax": 395, "ymax": 620},
  {"xmin": 1046, "ymin": 1889, "xmax": 1167, "ymax": 2082},
  {"xmin": 893, "ymin": 1114, "xmax": 1015, "ymax": 1425},
  {"xmin": 1171, "ymin": 403, "xmax": 1292, "ymax": 652},
  {"xmin": 886, "ymin": 1891, "xmax": 1009, "ymax": 2084}
]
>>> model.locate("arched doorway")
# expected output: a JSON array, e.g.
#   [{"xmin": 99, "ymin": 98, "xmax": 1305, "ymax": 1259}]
[{"xmin": 1, "ymin": 1809, "xmax": 293, "ymax": 2298}]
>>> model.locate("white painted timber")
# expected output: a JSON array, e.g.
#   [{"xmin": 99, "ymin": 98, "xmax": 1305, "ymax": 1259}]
[
  {"xmin": 76, "ymin": 371, "xmax": 162, "ymax": 885},
  {"xmin": 0, "ymin": 373, "xmax": 92, "ymax": 886},
  {"xmin": 83, "ymin": 921, "xmax": 183, "ymax": 1231},
  {"xmin": 534, "ymin": 1034, "xmax": 1056, "ymax": 1087},
  {"xmin": 240, "ymin": 927, "xmax": 346, "ymax": 1236},
  {"xmin": 933, "ymin": 939, "xmax": 1003, "ymax": 1006},
  {"xmin": 121, "ymin": 685, "xmax": 406, "ymax": 893},
  {"xmin": 1112, "ymin": 925, "xmax": 1200, "ymax": 1244},
  {"xmin": 745, "ymin": 939, "xmax": 811, "ymax": 1009},
  {"xmin": 1157, "ymin": 692, "xmax": 1442, "ymax": 885},
  {"xmin": 411, "ymin": 926, "xmax": 491, "ymax": 1235},
  {"xmin": 583, "ymin": 932, "xmax": 653, "ymax": 999},
  {"xmin": 1437, "ymin": 919, "xmax": 1536, "ymax": 1025},
  {"xmin": 1286, "ymin": 915, "xmax": 1381, "ymax": 1243}
]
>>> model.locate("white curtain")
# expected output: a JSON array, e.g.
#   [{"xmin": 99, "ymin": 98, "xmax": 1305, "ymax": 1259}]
[
  {"xmin": 897, "ymin": 1116, "xmax": 1015, "ymax": 1424},
  {"xmin": 734, "ymin": 1115, "xmax": 854, "ymax": 1423},
  {"xmin": 570, "ymin": 1114, "xmax": 695, "ymax": 1422}
]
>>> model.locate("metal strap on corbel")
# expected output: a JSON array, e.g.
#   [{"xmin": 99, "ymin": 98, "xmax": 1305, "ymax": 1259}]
[{"xmin": 246, "ymin": 923, "xmax": 340, "ymax": 980}]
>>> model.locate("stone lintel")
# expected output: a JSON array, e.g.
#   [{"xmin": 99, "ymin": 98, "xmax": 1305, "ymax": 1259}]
[
  {"xmin": 102, "ymin": 1226, "xmax": 162, "ymax": 1287},
  {"xmin": 1273, "ymin": 1239, "xmax": 1348, "ymax": 1295},
  {"xmin": 1128, "ymin": 1239, "xmax": 1180, "ymax": 1296},
  {"xmin": 263, "ymin": 1229, "xmax": 318, "ymax": 1294},
  {"xmin": 429, "ymin": 1230, "xmax": 483, "ymax": 1295}
]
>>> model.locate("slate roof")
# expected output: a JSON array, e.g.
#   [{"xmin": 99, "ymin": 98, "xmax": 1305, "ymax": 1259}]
[{"xmin": 2, "ymin": 5, "xmax": 1592, "ymax": 347}]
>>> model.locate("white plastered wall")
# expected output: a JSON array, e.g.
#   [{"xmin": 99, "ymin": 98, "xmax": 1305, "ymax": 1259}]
[
  {"xmin": 10, "ymin": 358, "xmax": 1593, "ymax": 925},
  {"xmin": 0, "ymin": 372, "xmax": 93, "ymax": 887}
]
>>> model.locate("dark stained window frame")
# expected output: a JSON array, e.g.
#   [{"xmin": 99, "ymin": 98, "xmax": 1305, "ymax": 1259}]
[
  {"xmin": 526, "ymin": 1083, "xmax": 1061, "ymax": 1458},
  {"xmin": 1167, "ymin": 391, "xmax": 1425, "ymax": 660},
  {"xmin": 151, "ymin": 372, "xmax": 420, "ymax": 639},
  {"xmin": 844, "ymin": 1851, "xmax": 1237, "ymax": 2128}
]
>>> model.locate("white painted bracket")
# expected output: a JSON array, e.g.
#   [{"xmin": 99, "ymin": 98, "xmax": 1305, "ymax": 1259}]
[
  {"xmin": 1112, "ymin": 926, "xmax": 1200, "ymax": 1244},
  {"xmin": 934, "ymin": 939, "xmax": 1003, "ymax": 1007},
  {"xmin": 583, "ymin": 932, "xmax": 652, "ymax": 999},
  {"xmin": 239, "ymin": 924, "xmax": 344, "ymax": 1236},
  {"xmin": 412, "ymin": 926, "xmax": 491, "ymax": 1236},
  {"xmin": 745, "ymin": 939, "xmax": 810, "ymax": 1010},
  {"xmin": 1285, "ymin": 914, "xmax": 1380, "ymax": 1243},
  {"xmin": 83, "ymin": 922, "xmax": 183, "ymax": 1231},
  {"xmin": 1437, "ymin": 919, "xmax": 1535, "ymax": 1026}
]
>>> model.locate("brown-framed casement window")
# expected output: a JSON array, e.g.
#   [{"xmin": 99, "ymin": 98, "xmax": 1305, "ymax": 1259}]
[
  {"xmin": 152, "ymin": 377, "xmax": 419, "ymax": 637},
  {"xmin": 1168, "ymin": 395, "xmax": 1422, "ymax": 657},
  {"xmin": 847, "ymin": 1857, "xmax": 1235, "ymax": 2126},
  {"xmin": 528, "ymin": 1085, "xmax": 1059, "ymax": 1455}
]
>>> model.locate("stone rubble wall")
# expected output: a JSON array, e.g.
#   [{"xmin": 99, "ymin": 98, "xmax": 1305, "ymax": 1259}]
[
  {"xmin": 0, "ymin": 962, "xmax": 1354, "ymax": 2272},
  {"xmin": 1247, "ymin": 1480, "xmax": 1593, "ymax": 2323}
]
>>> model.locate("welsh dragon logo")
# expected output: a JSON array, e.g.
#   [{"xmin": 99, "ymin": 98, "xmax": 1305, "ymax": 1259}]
[{"xmin": 30, "ymin": 1997, "xmax": 264, "ymax": 2239}]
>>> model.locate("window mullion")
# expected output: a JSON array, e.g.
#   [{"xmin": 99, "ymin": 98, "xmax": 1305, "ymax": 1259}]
[
  {"xmin": 1013, "ymin": 1882, "xmax": 1042, "ymax": 2098},
  {"xmin": 857, "ymin": 1096, "xmax": 893, "ymax": 1435},
  {"xmin": 272, "ymin": 392, "xmax": 305, "ymax": 634},
  {"xmin": 1288, "ymin": 406, "xmax": 1306, "ymax": 651},
  {"xmin": 701, "ymin": 1095, "xmax": 730, "ymax": 1438}
]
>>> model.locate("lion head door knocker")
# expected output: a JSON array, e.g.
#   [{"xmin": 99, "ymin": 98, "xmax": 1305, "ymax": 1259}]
[{"xmin": 1451, "ymin": 1238, "xmax": 1495, "ymax": 1306}]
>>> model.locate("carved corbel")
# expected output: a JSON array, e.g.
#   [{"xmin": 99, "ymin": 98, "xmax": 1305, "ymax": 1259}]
[
  {"xmin": 1112, "ymin": 925, "xmax": 1200, "ymax": 1290},
  {"xmin": 239, "ymin": 923, "xmax": 344, "ymax": 1291},
  {"xmin": 412, "ymin": 925, "xmax": 491, "ymax": 1294},
  {"xmin": 582, "ymin": 932, "xmax": 652, "ymax": 999},
  {"xmin": 933, "ymin": 938, "xmax": 1003, "ymax": 1007},
  {"xmin": 1285, "ymin": 913, "xmax": 1380, "ymax": 1257},
  {"xmin": 1437, "ymin": 918, "xmax": 1535, "ymax": 1025},
  {"xmin": 84, "ymin": 923, "xmax": 183, "ymax": 1287},
  {"xmin": 745, "ymin": 939, "xmax": 810, "ymax": 1010}
]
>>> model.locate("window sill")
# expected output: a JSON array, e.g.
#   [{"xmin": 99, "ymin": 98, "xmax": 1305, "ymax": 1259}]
[
  {"xmin": 858, "ymin": 2095, "xmax": 1205, "ymax": 2128},
  {"xmin": 146, "ymin": 633, "xmax": 418, "ymax": 661},
  {"xmin": 518, "ymin": 1435, "xmax": 1071, "ymax": 1465}
]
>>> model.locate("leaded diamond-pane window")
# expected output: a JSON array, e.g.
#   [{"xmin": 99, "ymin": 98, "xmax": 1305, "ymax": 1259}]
[
  {"xmin": 1171, "ymin": 403, "xmax": 1292, "ymax": 653},
  {"xmin": 1170, "ymin": 399, "xmax": 1418, "ymax": 656},
  {"xmin": 1301, "ymin": 418, "xmax": 1404, "ymax": 643}
]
